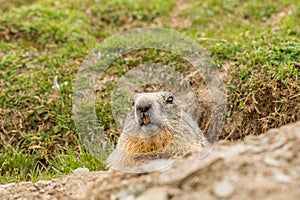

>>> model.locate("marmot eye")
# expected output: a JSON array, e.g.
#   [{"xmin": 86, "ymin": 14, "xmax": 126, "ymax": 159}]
[
  {"xmin": 166, "ymin": 96, "xmax": 173, "ymax": 104},
  {"xmin": 132, "ymin": 100, "xmax": 135, "ymax": 106}
]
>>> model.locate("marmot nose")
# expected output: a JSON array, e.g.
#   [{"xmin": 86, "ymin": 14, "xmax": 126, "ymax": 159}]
[{"xmin": 137, "ymin": 105, "xmax": 151, "ymax": 113}]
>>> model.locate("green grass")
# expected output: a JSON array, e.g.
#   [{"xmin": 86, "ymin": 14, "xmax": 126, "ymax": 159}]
[
  {"xmin": 1, "ymin": 0, "xmax": 299, "ymax": 183},
  {"xmin": 0, "ymin": 145, "xmax": 105, "ymax": 183}
]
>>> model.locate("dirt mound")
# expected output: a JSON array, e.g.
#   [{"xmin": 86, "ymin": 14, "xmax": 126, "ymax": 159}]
[{"xmin": 1, "ymin": 122, "xmax": 300, "ymax": 200}]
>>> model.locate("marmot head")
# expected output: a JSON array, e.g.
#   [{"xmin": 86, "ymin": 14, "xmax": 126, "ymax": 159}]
[
  {"xmin": 108, "ymin": 91, "xmax": 206, "ymax": 170},
  {"xmin": 123, "ymin": 91, "xmax": 183, "ymax": 138}
]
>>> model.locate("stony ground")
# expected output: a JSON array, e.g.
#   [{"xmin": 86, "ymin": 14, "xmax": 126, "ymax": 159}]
[{"xmin": 1, "ymin": 121, "xmax": 299, "ymax": 200}]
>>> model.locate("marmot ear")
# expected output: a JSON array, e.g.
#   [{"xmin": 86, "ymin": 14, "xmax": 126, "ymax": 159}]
[
  {"xmin": 131, "ymin": 93, "xmax": 140, "ymax": 106},
  {"xmin": 131, "ymin": 95, "xmax": 137, "ymax": 107}
]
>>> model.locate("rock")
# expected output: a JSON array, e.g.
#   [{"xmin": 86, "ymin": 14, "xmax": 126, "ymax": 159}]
[
  {"xmin": 274, "ymin": 172, "xmax": 291, "ymax": 183},
  {"xmin": 263, "ymin": 156, "xmax": 281, "ymax": 167},
  {"xmin": 269, "ymin": 140, "xmax": 287, "ymax": 151},
  {"xmin": 38, "ymin": 194, "xmax": 52, "ymax": 200},
  {"xmin": 261, "ymin": 137, "xmax": 270, "ymax": 145},
  {"xmin": 245, "ymin": 137, "xmax": 269, "ymax": 146},
  {"xmin": 123, "ymin": 195, "xmax": 135, "ymax": 200},
  {"xmin": 115, "ymin": 189, "xmax": 128, "ymax": 200},
  {"xmin": 213, "ymin": 180, "xmax": 235, "ymax": 198},
  {"xmin": 0, "ymin": 188, "xmax": 9, "ymax": 195},
  {"xmin": 136, "ymin": 187, "xmax": 168, "ymax": 200},
  {"xmin": 296, "ymin": 130, "xmax": 300, "ymax": 139},
  {"xmin": 245, "ymin": 139, "xmax": 260, "ymax": 146},
  {"xmin": 132, "ymin": 186, "xmax": 145, "ymax": 196},
  {"xmin": 0, "ymin": 182, "xmax": 16, "ymax": 189},
  {"xmin": 73, "ymin": 168, "xmax": 89, "ymax": 174},
  {"xmin": 35, "ymin": 180, "xmax": 51, "ymax": 188}
]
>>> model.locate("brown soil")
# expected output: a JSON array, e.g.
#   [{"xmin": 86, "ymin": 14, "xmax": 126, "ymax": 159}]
[{"xmin": 1, "ymin": 122, "xmax": 300, "ymax": 200}]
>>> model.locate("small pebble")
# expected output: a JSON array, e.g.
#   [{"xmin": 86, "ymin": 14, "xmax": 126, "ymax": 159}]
[
  {"xmin": 121, "ymin": 180, "xmax": 129, "ymax": 185},
  {"xmin": 115, "ymin": 189, "xmax": 128, "ymax": 200},
  {"xmin": 24, "ymin": 51, "xmax": 31, "ymax": 57},
  {"xmin": 0, "ymin": 188, "xmax": 9, "ymax": 195},
  {"xmin": 213, "ymin": 180, "xmax": 235, "ymax": 198},
  {"xmin": 0, "ymin": 182, "xmax": 16, "ymax": 189},
  {"xmin": 281, "ymin": 151, "xmax": 293, "ymax": 160},
  {"xmin": 245, "ymin": 139, "xmax": 261, "ymax": 146},
  {"xmin": 132, "ymin": 186, "xmax": 145, "ymax": 196},
  {"xmin": 73, "ymin": 167, "xmax": 89, "ymax": 174},
  {"xmin": 123, "ymin": 195, "xmax": 135, "ymax": 200},
  {"xmin": 274, "ymin": 172, "xmax": 291, "ymax": 183},
  {"xmin": 35, "ymin": 180, "xmax": 51, "ymax": 187},
  {"xmin": 264, "ymin": 156, "xmax": 281, "ymax": 167},
  {"xmin": 269, "ymin": 140, "xmax": 287, "ymax": 151},
  {"xmin": 145, "ymin": 176, "xmax": 152, "ymax": 184},
  {"xmin": 261, "ymin": 137, "xmax": 270, "ymax": 145},
  {"xmin": 296, "ymin": 130, "xmax": 300, "ymax": 139},
  {"xmin": 136, "ymin": 187, "xmax": 168, "ymax": 200},
  {"xmin": 251, "ymin": 146, "xmax": 263, "ymax": 153}
]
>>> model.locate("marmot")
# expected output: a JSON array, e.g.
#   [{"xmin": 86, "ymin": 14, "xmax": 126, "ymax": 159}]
[{"xmin": 107, "ymin": 91, "xmax": 207, "ymax": 170}]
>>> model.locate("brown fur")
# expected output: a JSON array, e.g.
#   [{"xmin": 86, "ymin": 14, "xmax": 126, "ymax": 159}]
[
  {"xmin": 107, "ymin": 92, "xmax": 206, "ymax": 170},
  {"xmin": 119, "ymin": 128, "xmax": 172, "ymax": 153}
]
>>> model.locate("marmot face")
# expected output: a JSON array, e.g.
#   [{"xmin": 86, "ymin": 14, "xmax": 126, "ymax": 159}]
[
  {"xmin": 108, "ymin": 91, "xmax": 206, "ymax": 170},
  {"xmin": 127, "ymin": 91, "xmax": 182, "ymax": 138}
]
